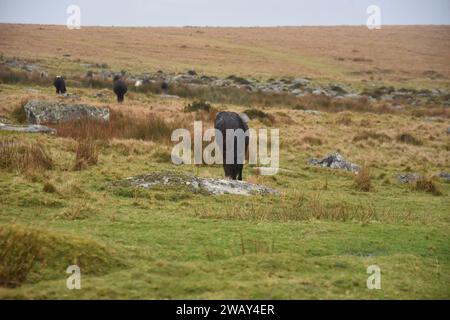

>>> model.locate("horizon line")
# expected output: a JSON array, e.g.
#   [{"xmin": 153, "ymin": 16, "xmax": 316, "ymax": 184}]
[{"xmin": 1, "ymin": 22, "xmax": 450, "ymax": 28}]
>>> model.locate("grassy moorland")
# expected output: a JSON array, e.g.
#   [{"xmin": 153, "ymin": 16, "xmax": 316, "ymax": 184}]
[{"xmin": 0, "ymin": 25, "xmax": 449, "ymax": 299}]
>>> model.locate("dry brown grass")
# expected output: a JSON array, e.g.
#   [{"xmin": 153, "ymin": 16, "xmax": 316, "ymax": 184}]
[
  {"xmin": 335, "ymin": 111, "xmax": 353, "ymax": 125},
  {"xmin": 49, "ymin": 109, "xmax": 187, "ymax": 143},
  {"xmin": 1, "ymin": 24, "xmax": 449, "ymax": 84},
  {"xmin": 73, "ymin": 139, "xmax": 98, "ymax": 171},
  {"xmin": 353, "ymin": 131, "xmax": 392, "ymax": 143},
  {"xmin": 354, "ymin": 167, "xmax": 373, "ymax": 192},
  {"xmin": 411, "ymin": 107, "xmax": 450, "ymax": 118},
  {"xmin": 396, "ymin": 133, "xmax": 423, "ymax": 146},
  {"xmin": 10, "ymin": 97, "xmax": 29, "ymax": 123},
  {"xmin": 0, "ymin": 139, "xmax": 53, "ymax": 172},
  {"xmin": 302, "ymin": 136, "xmax": 323, "ymax": 146}
]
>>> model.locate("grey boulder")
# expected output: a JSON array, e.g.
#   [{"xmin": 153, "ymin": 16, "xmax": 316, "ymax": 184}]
[
  {"xmin": 24, "ymin": 100, "xmax": 110, "ymax": 124},
  {"xmin": 309, "ymin": 152, "xmax": 361, "ymax": 173}
]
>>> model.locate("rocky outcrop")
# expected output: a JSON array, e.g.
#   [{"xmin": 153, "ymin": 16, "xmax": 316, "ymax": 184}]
[
  {"xmin": 111, "ymin": 172, "xmax": 279, "ymax": 196},
  {"xmin": 3, "ymin": 57, "xmax": 449, "ymax": 106},
  {"xmin": 308, "ymin": 152, "xmax": 361, "ymax": 173},
  {"xmin": 126, "ymin": 70, "xmax": 449, "ymax": 102},
  {"xmin": 24, "ymin": 100, "xmax": 110, "ymax": 124},
  {"xmin": 0, "ymin": 122, "xmax": 56, "ymax": 134}
]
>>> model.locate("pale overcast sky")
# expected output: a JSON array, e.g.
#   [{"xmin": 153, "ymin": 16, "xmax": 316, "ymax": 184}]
[{"xmin": 0, "ymin": 0, "xmax": 448, "ymax": 26}]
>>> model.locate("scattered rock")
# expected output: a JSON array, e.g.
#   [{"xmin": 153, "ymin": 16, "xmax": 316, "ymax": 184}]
[
  {"xmin": 308, "ymin": 152, "xmax": 361, "ymax": 173},
  {"xmin": 58, "ymin": 92, "xmax": 80, "ymax": 100},
  {"xmin": 24, "ymin": 100, "xmax": 110, "ymax": 124},
  {"xmin": 301, "ymin": 110, "xmax": 322, "ymax": 116},
  {"xmin": 4, "ymin": 57, "xmax": 450, "ymax": 106},
  {"xmin": 328, "ymin": 84, "xmax": 347, "ymax": 95},
  {"xmin": 24, "ymin": 88, "xmax": 41, "ymax": 94},
  {"xmin": 447, "ymin": 127, "xmax": 450, "ymax": 134},
  {"xmin": 291, "ymin": 89, "xmax": 304, "ymax": 96},
  {"xmin": 312, "ymin": 89, "xmax": 328, "ymax": 96},
  {"xmin": 158, "ymin": 94, "xmax": 180, "ymax": 99},
  {"xmin": 344, "ymin": 93, "xmax": 362, "ymax": 99},
  {"xmin": 439, "ymin": 172, "xmax": 450, "ymax": 182},
  {"xmin": 111, "ymin": 172, "xmax": 279, "ymax": 196},
  {"xmin": 291, "ymin": 78, "xmax": 310, "ymax": 86},
  {"xmin": 0, "ymin": 122, "xmax": 56, "ymax": 134},
  {"xmin": 396, "ymin": 173, "xmax": 422, "ymax": 184},
  {"xmin": 94, "ymin": 89, "xmax": 111, "ymax": 98},
  {"xmin": 388, "ymin": 105, "xmax": 404, "ymax": 111}
]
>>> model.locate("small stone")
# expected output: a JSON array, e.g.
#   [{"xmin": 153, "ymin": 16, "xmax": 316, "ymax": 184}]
[
  {"xmin": 396, "ymin": 173, "xmax": 422, "ymax": 184},
  {"xmin": 439, "ymin": 172, "xmax": 450, "ymax": 182}
]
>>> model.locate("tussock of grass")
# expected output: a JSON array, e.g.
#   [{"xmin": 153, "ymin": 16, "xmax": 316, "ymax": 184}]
[
  {"xmin": 412, "ymin": 177, "xmax": 443, "ymax": 196},
  {"xmin": 184, "ymin": 100, "xmax": 212, "ymax": 112},
  {"xmin": 153, "ymin": 149, "xmax": 172, "ymax": 163},
  {"xmin": 60, "ymin": 199, "xmax": 96, "ymax": 220},
  {"xmin": 353, "ymin": 131, "xmax": 391, "ymax": 143},
  {"xmin": 0, "ymin": 138, "xmax": 53, "ymax": 172},
  {"xmin": 354, "ymin": 167, "xmax": 373, "ymax": 192},
  {"xmin": 10, "ymin": 97, "xmax": 29, "ymax": 123},
  {"xmin": 0, "ymin": 224, "xmax": 42, "ymax": 288},
  {"xmin": 73, "ymin": 139, "xmax": 98, "ymax": 171},
  {"xmin": 238, "ymin": 235, "xmax": 275, "ymax": 255},
  {"xmin": 302, "ymin": 136, "xmax": 323, "ymax": 146},
  {"xmin": 396, "ymin": 133, "xmax": 423, "ymax": 146},
  {"xmin": 243, "ymin": 108, "xmax": 274, "ymax": 125},
  {"xmin": 42, "ymin": 181, "xmax": 58, "ymax": 194}
]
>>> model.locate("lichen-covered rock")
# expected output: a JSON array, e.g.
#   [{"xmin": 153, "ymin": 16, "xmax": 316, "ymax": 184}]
[
  {"xmin": 24, "ymin": 100, "xmax": 110, "ymax": 124},
  {"xmin": 110, "ymin": 172, "xmax": 279, "ymax": 196},
  {"xmin": 0, "ymin": 122, "xmax": 56, "ymax": 134},
  {"xmin": 309, "ymin": 152, "xmax": 360, "ymax": 173}
]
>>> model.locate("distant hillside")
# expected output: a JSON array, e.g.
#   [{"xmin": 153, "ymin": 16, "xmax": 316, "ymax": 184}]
[{"xmin": 0, "ymin": 24, "xmax": 449, "ymax": 88}]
